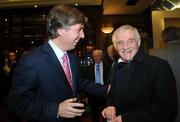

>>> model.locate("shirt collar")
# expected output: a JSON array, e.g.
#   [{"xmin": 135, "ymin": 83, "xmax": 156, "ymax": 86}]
[
  {"xmin": 48, "ymin": 39, "xmax": 65, "ymax": 61},
  {"xmin": 95, "ymin": 61, "xmax": 103, "ymax": 66},
  {"xmin": 133, "ymin": 47, "xmax": 144, "ymax": 63},
  {"xmin": 118, "ymin": 58, "xmax": 126, "ymax": 63}
]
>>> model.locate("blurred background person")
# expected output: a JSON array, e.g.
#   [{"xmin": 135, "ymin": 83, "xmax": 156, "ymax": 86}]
[
  {"xmin": 150, "ymin": 26, "xmax": 180, "ymax": 122},
  {"xmin": 106, "ymin": 44, "xmax": 119, "ymax": 65},
  {"xmin": 2, "ymin": 51, "xmax": 17, "ymax": 76},
  {"xmin": 107, "ymin": 45, "xmax": 115, "ymax": 62},
  {"xmin": 84, "ymin": 49, "xmax": 110, "ymax": 122},
  {"xmin": 1, "ymin": 51, "xmax": 17, "ymax": 99}
]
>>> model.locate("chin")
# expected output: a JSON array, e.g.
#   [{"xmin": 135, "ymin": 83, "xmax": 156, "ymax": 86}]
[{"xmin": 122, "ymin": 57, "xmax": 132, "ymax": 61}]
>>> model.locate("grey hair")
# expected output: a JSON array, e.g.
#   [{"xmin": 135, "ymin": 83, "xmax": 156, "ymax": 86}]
[
  {"xmin": 92, "ymin": 49, "xmax": 103, "ymax": 58},
  {"xmin": 112, "ymin": 24, "xmax": 141, "ymax": 47}
]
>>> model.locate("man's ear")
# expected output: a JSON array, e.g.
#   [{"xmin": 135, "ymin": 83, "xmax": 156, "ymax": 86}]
[{"xmin": 57, "ymin": 28, "xmax": 64, "ymax": 36}]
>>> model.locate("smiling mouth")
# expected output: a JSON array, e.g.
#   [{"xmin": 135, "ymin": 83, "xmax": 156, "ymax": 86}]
[
  {"xmin": 122, "ymin": 49, "xmax": 132, "ymax": 54},
  {"xmin": 73, "ymin": 42, "xmax": 78, "ymax": 47},
  {"xmin": 74, "ymin": 42, "xmax": 78, "ymax": 45}
]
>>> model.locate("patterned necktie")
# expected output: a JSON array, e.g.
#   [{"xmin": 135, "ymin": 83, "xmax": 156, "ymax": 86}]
[
  {"xmin": 95, "ymin": 64, "xmax": 101, "ymax": 84},
  {"xmin": 62, "ymin": 53, "xmax": 73, "ymax": 89}
]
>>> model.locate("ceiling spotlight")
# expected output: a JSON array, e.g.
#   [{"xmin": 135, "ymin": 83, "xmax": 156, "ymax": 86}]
[
  {"xmin": 162, "ymin": 0, "xmax": 176, "ymax": 10},
  {"xmin": 34, "ymin": 5, "xmax": 38, "ymax": 8}
]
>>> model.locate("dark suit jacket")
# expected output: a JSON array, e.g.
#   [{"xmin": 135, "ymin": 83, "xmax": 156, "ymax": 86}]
[
  {"xmin": 7, "ymin": 42, "xmax": 107, "ymax": 122},
  {"xmin": 85, "ymin": 62, "xmax": 110, "ymax": 86},
  {"xmin": 107, "ymin": 48, "xmax": 177, "ymax": 122},
  {"xmin": 84, "ymin": 62, "xmax": 110, "ymax": 121}
]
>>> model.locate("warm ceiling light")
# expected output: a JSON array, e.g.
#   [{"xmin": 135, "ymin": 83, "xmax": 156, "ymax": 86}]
[
  {"xmin": 101, "ymin": 27, "xmax": 114, "ymax": 34},
  {"xmin": 34, "ymin": 5, "xmax": 38, "ymax": 8}
]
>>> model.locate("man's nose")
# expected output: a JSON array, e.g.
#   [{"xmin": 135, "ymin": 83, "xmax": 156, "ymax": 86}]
[{"xmin": 122, "ymin": 42, "xmax": 128, "ymax": 49}]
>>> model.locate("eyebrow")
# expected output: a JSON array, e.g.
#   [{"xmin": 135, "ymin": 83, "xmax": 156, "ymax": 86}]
[{"xmin": 117, "ymin": 38, "xmax": 136, "ymax": 42}]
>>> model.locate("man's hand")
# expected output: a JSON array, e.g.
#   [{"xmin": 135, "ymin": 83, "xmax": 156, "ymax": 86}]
[
  {"xmin": 102, "ymin": 106, "xmax": 116, "ymax": 121},
  {"xmin": 58, "ymin": 98, "xmax": 85, "ymax": 118},
  {"xmin": 110, "ymin": 115, "xmax": 122, "ymax": 122}
]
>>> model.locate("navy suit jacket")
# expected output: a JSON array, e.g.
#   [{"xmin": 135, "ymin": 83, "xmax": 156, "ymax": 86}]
[{"xmin": 7, "ymin": 42, "xmax": 107, "ymax": 122}]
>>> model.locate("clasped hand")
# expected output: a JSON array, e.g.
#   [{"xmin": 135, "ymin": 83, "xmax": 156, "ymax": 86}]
[
  {"xmin": 58, "ymin": 98, "xmax": 85, "ymax": 118},
  {"xmin": 102, "ymin": 106, "xmax": 122, "ymax": 122}
]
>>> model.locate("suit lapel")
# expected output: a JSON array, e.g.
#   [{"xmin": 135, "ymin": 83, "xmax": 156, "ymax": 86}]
[{"xmin": 42, "ymin": 42, "xmax": 73, "ymax": 92}]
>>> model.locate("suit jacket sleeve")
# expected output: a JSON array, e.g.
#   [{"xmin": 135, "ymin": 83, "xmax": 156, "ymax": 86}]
[
  {"xmin": 7, "ymin": 54, "xmax": 59, "ymax": 121},
  {"xmin": 76, "ymin": 60, "xmax": 108, "ymax": 98}
]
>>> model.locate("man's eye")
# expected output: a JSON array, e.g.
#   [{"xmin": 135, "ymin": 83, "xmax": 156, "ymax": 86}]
[
  {"xmin": 117, "ymin": 41, "xmax": 122, "ymax": 45},
  {"xmin": 129, "ymin": 39, "xmax": 135, "ymax": 43}
]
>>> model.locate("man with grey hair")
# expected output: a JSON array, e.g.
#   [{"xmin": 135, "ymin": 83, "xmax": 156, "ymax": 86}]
[{"xmin": 102, "ymin": 25, "xmax": 177, "ymax": 122}]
